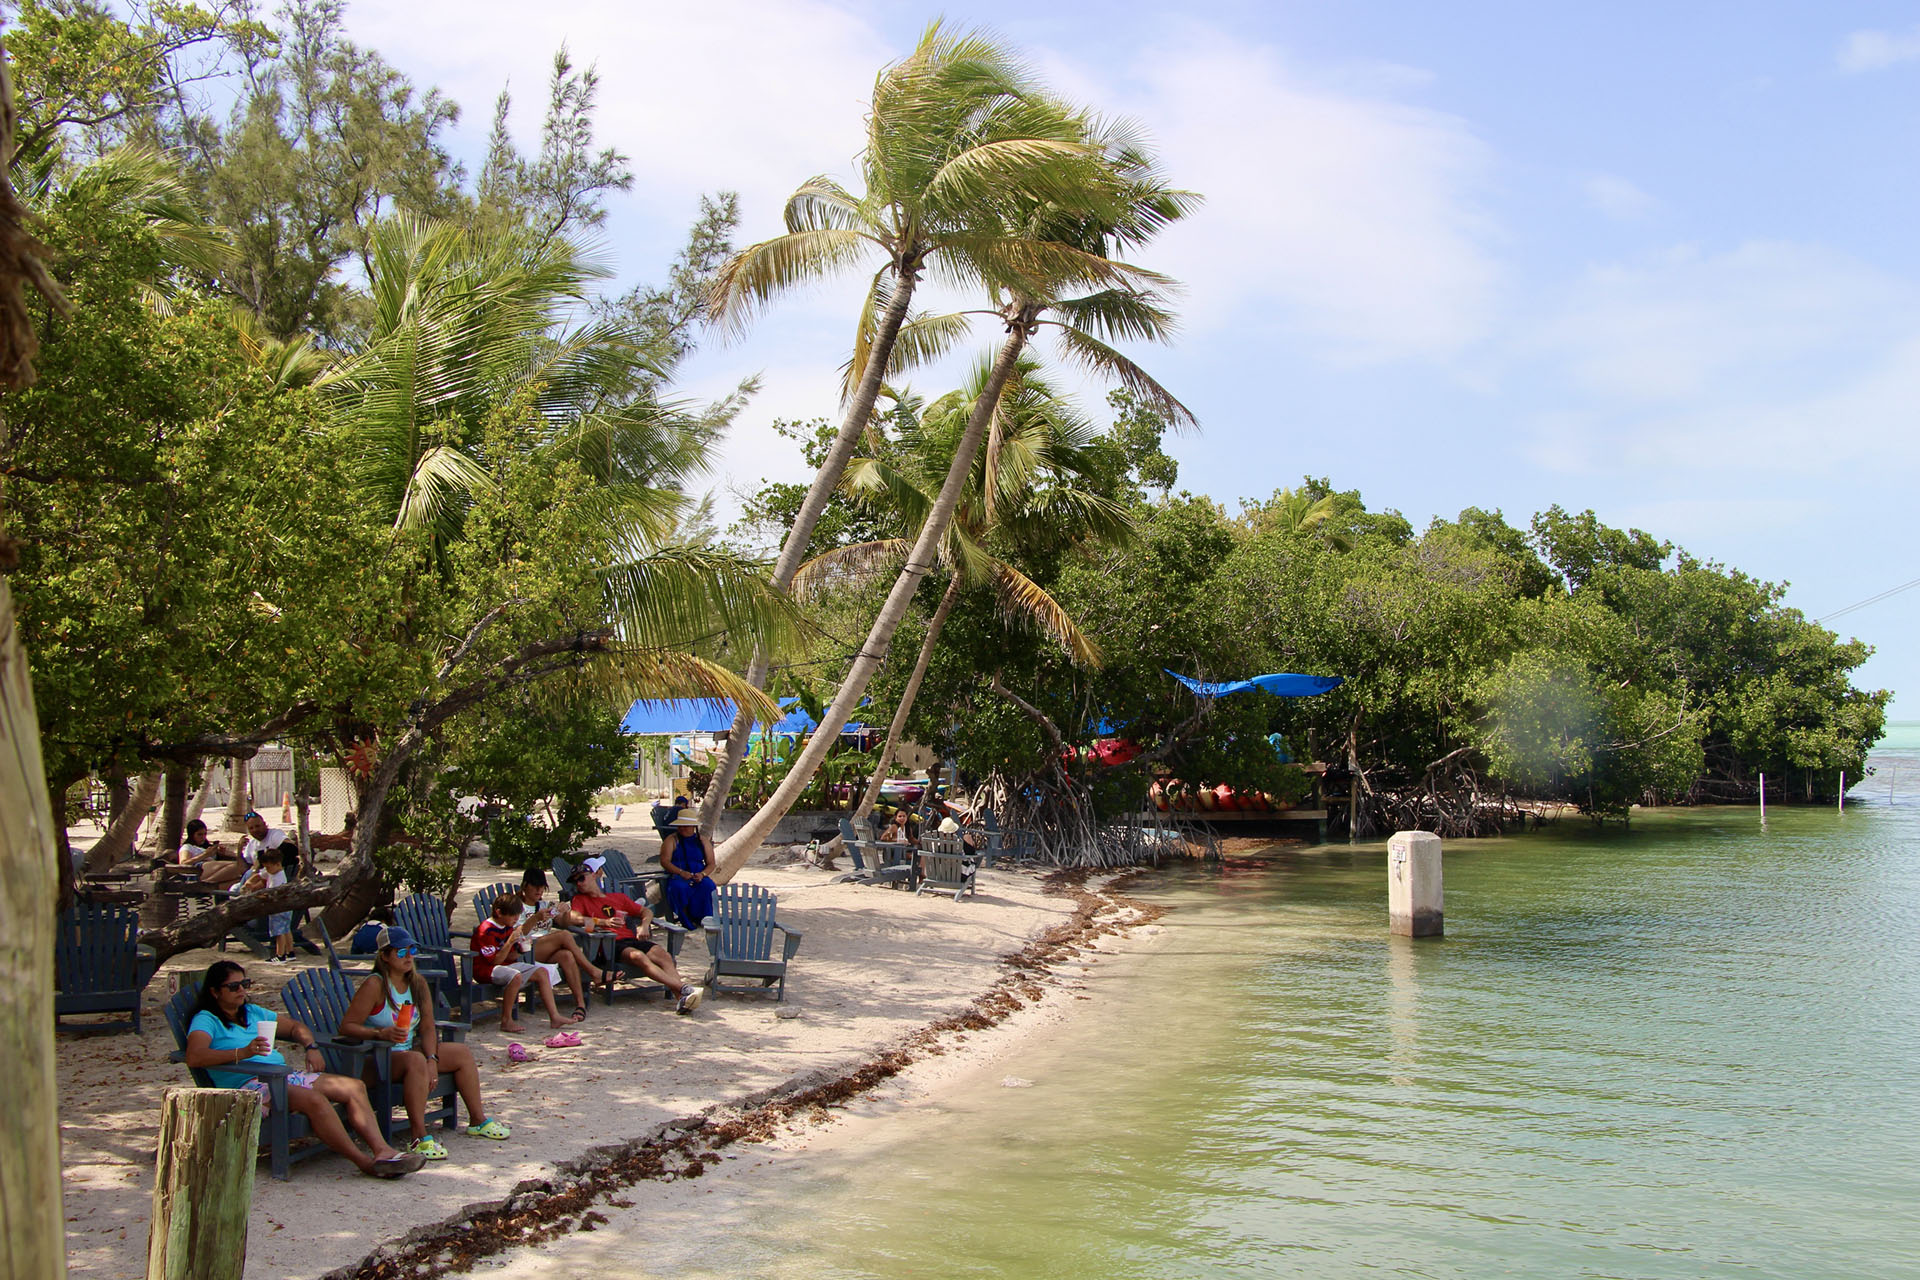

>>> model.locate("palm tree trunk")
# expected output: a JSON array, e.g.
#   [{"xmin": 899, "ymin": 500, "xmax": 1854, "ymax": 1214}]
[
  {"xmin": 854, "ymin": 574, "xmax": 960, "ymax": 821},
  {"xmin": 701, "ymin": 267, "xmax": 923, "ymax": 836},
  {"xmin": 713, "ymin": 311, "xmax": 1034, "ymax": 880}
]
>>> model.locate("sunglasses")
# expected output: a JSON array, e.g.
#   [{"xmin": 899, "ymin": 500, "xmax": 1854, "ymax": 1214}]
[
  {"xmin": 390, "ymin": 945, "xmax": 419, "ymax": 958},
  {"xmin": 219, "ymin": 979, "xmax": 255, "ymax": 992}
]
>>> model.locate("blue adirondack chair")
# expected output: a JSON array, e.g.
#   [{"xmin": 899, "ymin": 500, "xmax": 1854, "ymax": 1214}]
[
  {"xmin": 281, "ymin": 967, "xmax": 466, "ymax": 1143},
  {"xmin": 56, "ymin": 903, "xmax": 157, "ymax": 1033},
  {"xmin": 164, "ymin": 982, "xmax": 340, "ymax": 1179},
  {"xmin": 702, "ymin": 884, "xmax": 802, "ymax": 1001},
  {"xmin": 393, "ymin": 893, "xmax": 479, "ymax": 1022}
]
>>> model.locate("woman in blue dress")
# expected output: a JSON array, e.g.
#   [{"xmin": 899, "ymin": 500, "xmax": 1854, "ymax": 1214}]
[{"xmin": 659, "ymin": 809, "xmax": 717, "ymax": 928}]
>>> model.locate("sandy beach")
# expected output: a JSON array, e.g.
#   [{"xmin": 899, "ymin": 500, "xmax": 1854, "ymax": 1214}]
[{"xmin": 57, "ymin": 807, "xmax": 1161, "ymax": 1280}]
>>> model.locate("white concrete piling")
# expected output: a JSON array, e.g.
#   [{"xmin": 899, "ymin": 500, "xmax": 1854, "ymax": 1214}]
[{"xmin": 1388, "ymin": 830, "xmax": 1444, "ymax": 938}]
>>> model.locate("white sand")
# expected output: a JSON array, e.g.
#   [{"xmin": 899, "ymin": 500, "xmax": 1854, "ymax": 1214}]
[{"xmin": 57, "ymin": 807, "xmax": 1096, "ymax": 1280}]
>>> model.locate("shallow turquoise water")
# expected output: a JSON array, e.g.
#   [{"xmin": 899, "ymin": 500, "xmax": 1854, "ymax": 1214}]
[{"xmin": 600, "ymin": 802, "xmax": 1920, "ymax": 1279}]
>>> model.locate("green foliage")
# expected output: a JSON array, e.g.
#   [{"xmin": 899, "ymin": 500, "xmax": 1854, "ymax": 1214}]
[{"xmin": 437, "ymin": 693, "xmax": 629, "ymax": 870}]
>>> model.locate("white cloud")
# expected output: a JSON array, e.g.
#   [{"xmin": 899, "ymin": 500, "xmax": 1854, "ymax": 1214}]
[
  {"xmin": 1838, "ymin": 25, "xmax": 1920, "ymax": 73},
  {"xmin": 341, "ymin": 0, "xmax": 890, "ymax": 232},
  {"xmin": 1536, "ymin": 241, "xmax": 1911, "ymax": 402},
  {"xmin": 1035, "ymin": 30, "xmax": 1502, "ymax": 365},
  {"xmin": 1581, "ymin": 173, "xmax": 1657, "ymax": 221}
]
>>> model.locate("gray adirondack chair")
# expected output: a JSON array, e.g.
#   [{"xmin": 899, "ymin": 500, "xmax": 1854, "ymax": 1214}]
[
  {"xmin": 55, "ymin": 903, "xmax": 157, "ymax": 1033},
  {"xmin": 916, "ymin": 835, "xmax": 979, "ymax": 901},
  {"xmin": 838, "ymin": 817, "xmax": 913, "ymax": 888},
  {"xmin": 281, "ymin": 967, "xmax": 466, "ymax": 1143},
  {"xmin": 702, "ymin": 883, "xmax": 802, "ymax": 1001},
  {"xmin": 164, "ymin": 982, "xmax": 339, "ymax": 1179},
  {"xmin": 536, "ymin": 869, "xmax": 688, "ymax": 1004}
]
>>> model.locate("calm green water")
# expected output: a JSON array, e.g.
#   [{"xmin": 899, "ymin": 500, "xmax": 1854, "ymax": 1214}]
[{"xmin": 568, "ymin": 801, "xmax": 1920, "ymax": 1279}]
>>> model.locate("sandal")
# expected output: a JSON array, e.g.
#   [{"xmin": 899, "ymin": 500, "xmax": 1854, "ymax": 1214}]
[
  {"xmin": 507, "ymin": 1042, "xmax": 534, "ymax": 1063},
  {"xmin": 466, "ymin": 1117, "xmax": 512, "ymax": 1141},
  {"xmin": 409, "ymin": 1135, "xmax": 450, "ymax": 1161},
  {"xmin": 567, "ymin": 1005, "xmax": 587, "ymax": 1022},
  {"xmin": 544, "ymin": 1031, "xmax": 582, "ymax": 1049},
  {"xmin": 367, "ymin": 1151, "xmax": 427, "ymax": 1178}
]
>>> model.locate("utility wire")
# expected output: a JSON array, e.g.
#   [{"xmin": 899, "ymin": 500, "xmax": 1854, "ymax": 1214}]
[{"xmin": 1819, "ymin": 575, "xmax": 1920, "ymax": 624}]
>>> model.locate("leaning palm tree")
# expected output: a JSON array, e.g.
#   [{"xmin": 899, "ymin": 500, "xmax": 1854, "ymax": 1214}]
[
  {"xmin": 795, "ymin": 358, "xmax": 1134, "ymax": 820},
  {"xmin": 712, "ymin": 112, "xmax": 1197, "ymax": 880},
  {"xmin": 698, "ymin": 22, "xmax": 1135, "ymax": 826}
]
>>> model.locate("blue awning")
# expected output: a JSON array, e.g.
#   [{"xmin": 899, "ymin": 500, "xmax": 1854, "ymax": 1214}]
[
  {"xmin": 623, "ymin": 696, "xmax": 868, "ymax": 736},
  {"xmin": 1166, "ymin": 670, "xmax": 1344, "ymax": 699}
]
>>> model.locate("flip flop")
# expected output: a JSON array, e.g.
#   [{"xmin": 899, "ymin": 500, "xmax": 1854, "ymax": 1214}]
[
  {"xmin": 507, "ymin": 1042, "xmax": 534, "ymax": 1063},
  {"xmin": 544, "ymin": 1031, "xmax": 582, "ymax": 1049},
  {"xmin": 567, "ymin": 1005, "xmax": 587, "ymax": 1022},
  {"xmin": 367, "ymin": 1150, "xmax": 428, "ymax": 1178}
]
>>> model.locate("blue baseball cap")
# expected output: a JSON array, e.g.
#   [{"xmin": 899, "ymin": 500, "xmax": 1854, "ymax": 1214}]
[{"xmin": 373, "ymin": 925, "xmax": 417, "ymax": 952}]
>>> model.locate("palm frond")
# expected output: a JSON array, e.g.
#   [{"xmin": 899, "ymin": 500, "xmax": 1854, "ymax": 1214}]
[
  {"xmin": 989, "ymin": 560, "xmax": 1101, "ymax": 666},
  {"xmin": 707, "ymin": 227, "xmax": 881, "ymax": 337},
  {"xmin": 599, "ymin": 544, "xmax": 798, "ymax": 655},
  {"xmin": 790, "ymin": 538, "xmax": 913, "ymax": 598},
  {"xmin": 1047, "ymin": 323, "xmax": 1197, "ymax": 429}
]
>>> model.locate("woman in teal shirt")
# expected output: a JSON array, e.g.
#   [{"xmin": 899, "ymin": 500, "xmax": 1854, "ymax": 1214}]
[{"xmin": 184, "ymin": 960, "xmax": 424, "ymax": 1177}]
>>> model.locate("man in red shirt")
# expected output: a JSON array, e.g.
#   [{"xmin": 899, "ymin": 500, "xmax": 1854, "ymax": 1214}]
[
  {"xmin": 568, "ymin": 860, "xmax": 704, "ymax": 1014},
  {"xmin": 471, "ymin": 895, "xmax": 574, "ymax": 1033}
]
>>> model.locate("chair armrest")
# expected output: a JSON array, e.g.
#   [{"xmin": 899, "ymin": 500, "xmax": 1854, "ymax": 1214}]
[
  {"xmin": 437, "ymin": 1021, "xmax": 470, "ymax": 1043},
  {"xmin": 168, "ymin": 1049, "xmax": 187, "ymax": 1064},
  {"xmin": 246, "ymin": 1061, "xmax": 294, "ymax": 1078},
  {"xmin": 781, "ymin": 932, "xmax": 802, "ymax": 961}
]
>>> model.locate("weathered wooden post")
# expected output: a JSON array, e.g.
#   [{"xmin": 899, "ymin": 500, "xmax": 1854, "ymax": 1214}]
[
  {"xmin": 1839, "ymin": 771, "xmax": 1846, "ymax": 814},
  {"xmin": 147, "ymin": 1087, "xmax": 262, "ymax": 1280},
  {"xmin": 1759, "ymin": 772, "xmax": 1767, "ymax": 826},
  {"xmin": 1387, "ymin": 830, "xmax": 1443, "ymax": 937}
]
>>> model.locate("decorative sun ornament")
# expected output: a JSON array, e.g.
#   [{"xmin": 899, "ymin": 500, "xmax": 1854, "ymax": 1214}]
[{"xmin": 346, "ymin": 738, "xmax": 380, "ymax": 779}]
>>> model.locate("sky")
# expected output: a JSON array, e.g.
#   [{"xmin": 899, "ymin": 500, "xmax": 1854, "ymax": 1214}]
[{"xmin": 342, "ymin": 0, "xmax": 1920, "ymax": 717}]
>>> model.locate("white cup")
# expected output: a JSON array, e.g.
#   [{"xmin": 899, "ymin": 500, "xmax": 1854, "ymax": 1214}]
[{"xmin": 252, "ymin": 1012, "xmax": 277, "ymax": 1056}]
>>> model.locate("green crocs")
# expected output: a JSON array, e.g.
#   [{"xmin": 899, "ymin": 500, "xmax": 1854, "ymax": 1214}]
[
  {"xmin": 466, "ymin": 1117, "xmax": 512, "ymax": 1141},
  {"xmin": 409, "ymin": 1135, "xmax": 449, "ymax": 1161}
]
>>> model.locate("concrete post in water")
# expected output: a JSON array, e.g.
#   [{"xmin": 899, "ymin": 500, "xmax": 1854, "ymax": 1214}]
[
  {"xmin": 1387, "ymin": 830, "xmax": 1443, "ymax": 938},
  {"xmin": 147, "ymin": 1087, "xmax": 261, "ymax": 1280},
  {"xmin": 1759, "ymin": 772, "xmax": 1767, "ymax": 826},
  {"xmin": 1839, "ymin": 771, "xmax": 1845, "ymax": 813}
]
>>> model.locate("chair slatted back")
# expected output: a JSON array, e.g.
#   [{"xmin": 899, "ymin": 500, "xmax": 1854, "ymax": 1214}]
[
  {"xmin": 712, "ymin": 884, "xmax": 780, "ymax": 962},
  {"xmin": 551, "ymin": 856, "xmax": 574, "ymax": 890},
  {"xmin": 836, "ymin": 819, "xmax": 869, "ymax": 872},
  {"xmin": 56, "ymin": 903, "xmax": 142, "ymax": 993},
  {"xmin": 473, "ymin": 882, "xmax": 516, "ymax": 923},
  {"xmin": 281, "ymin": 968, "xmax": 362, "ymax": 1074},
  {"xmin": 162, "ymin": 982, "xmax": 220, "ymax": 1089},
  {"xmin": 394, "ymin": 893, "xmax": 453, "ymax": 951}
]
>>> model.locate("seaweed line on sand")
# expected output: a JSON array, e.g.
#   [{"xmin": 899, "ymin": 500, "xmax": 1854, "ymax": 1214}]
[{"xmin": 323, "ymin": 868, "xmax": 1166, "ymax": 1280}]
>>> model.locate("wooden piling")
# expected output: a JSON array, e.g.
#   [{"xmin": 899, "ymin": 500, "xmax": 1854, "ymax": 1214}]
[
  {"xmin": 1759, "ymin": 773, "xmax": 1767, "ymax": 825},
  {"xmin": 1388, "ymin": 830, "xmax": 1443, "ymax": 937},
  {"xmin": 1839, "ymin": 771, "xmax": 1846, "ymax": 813},
  {"xmin": 146, "ymin": 1087, "xmax": 261, "ymax": 1280}
]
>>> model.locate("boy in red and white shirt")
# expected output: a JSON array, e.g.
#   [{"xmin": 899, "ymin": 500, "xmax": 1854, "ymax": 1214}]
[{"xmin": 471, "ymin": 895, "xmax": 574, "ymax": 1033}]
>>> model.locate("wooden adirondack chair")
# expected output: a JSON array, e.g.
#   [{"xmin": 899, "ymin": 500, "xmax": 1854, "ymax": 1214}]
[
  {"xmin": 55, "ymin": 902, "xmax": 157, "ymax": 1033},
  {"xmin": 163, "ymin": 982, "xmax": 335, "ymax": 1180},
  {"xmin": 702, "ymin": 884, "xmax": 802, "ymax": 1002},
  {"xmin": 838, "ymin": 817, "xmax": 913, "ymax": 888},
  {"xmin": 393, "ymin": 893, "xmax": 479, "ymax": 1022},
  {"xmin": 916, "ymin": 834, "xmax": 979, "ymax": 902},
  {"xmin": 281, "ymin": 967, "xmax": 466, "ymax": 1143},
  {"xmin": 594, "ymin": 847, "xmax": 654, "ymax": 900}
]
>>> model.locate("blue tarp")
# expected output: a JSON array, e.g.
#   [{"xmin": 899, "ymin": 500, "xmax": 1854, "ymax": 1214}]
[
  {"xmin": 1166, "ymin": 669, "xmax": 1345, "ymax": 699},
  {"xmin": 622, "ymin": 696, "xmax": 866, "ymax": 736}
]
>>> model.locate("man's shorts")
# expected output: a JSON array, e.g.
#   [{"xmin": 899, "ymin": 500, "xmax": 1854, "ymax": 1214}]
[{"xmin": 489, "ymin": 961, "xmax": 562, "ymax": 987}]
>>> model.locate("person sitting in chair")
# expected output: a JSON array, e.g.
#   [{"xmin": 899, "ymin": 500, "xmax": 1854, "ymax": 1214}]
[
  {"xmin": 471, "ymin": 895, "xmax": 578, "ymax": 1032},
  {"xmin": 513, "ymin": 869, "xmax": 607, "ymax": 1014},
  {"xmin": 183, "ymin": 959, "xmax": 424, "ymax": 1178},
  {"xmin": 658, "ymin": 810, "xmax": 718, "ymax": 930},
  {"xmin": 569, "ymin": 861, "xmax": 703, "ymax": 1014},
  {"xmin": 339, "ymin": 926, "xmax": 510, "ymax": 1160}
]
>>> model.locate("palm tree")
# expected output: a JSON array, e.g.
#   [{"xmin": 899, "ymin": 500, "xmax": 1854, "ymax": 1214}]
[
  {"xmin": 794, "ymin": 359, "xmax": 1132, "ymax": 819},
  {"xmin": 312, "ymin": 215, "xmax": 795, "ymax": 925},
  {"xmin": 1259, "ymin": 487, "xmax": 1355, "ymax": 552},
  {"xmin": 711, "ymin": 114, "xmax": 1196, "ymax": 880},
  {"xmin": 698, "ymin": 22, "xmax": 1137, "ymax": 825}
]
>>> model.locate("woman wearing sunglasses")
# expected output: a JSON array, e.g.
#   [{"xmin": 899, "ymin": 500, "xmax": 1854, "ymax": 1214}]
[
  {"xmin": 340, "ymin": 926, "xmax": 509, "ymax": 1159},
  {"xmin": 184, "ymin": 960, "xmax": 425, "ymax": 1177}
]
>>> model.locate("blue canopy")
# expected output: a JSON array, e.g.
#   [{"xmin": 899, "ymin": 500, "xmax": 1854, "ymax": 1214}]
[
  {"xmin": 623, "ymin": 696, "xmax": 867, "ymax": 736},
  {"xmin": 1166, "ymin": 669, "xmax": 1344, "ymax": 699},
  {"xmin": 621, "ymin": 699, "xmax": 741, "ymax": 735}
]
